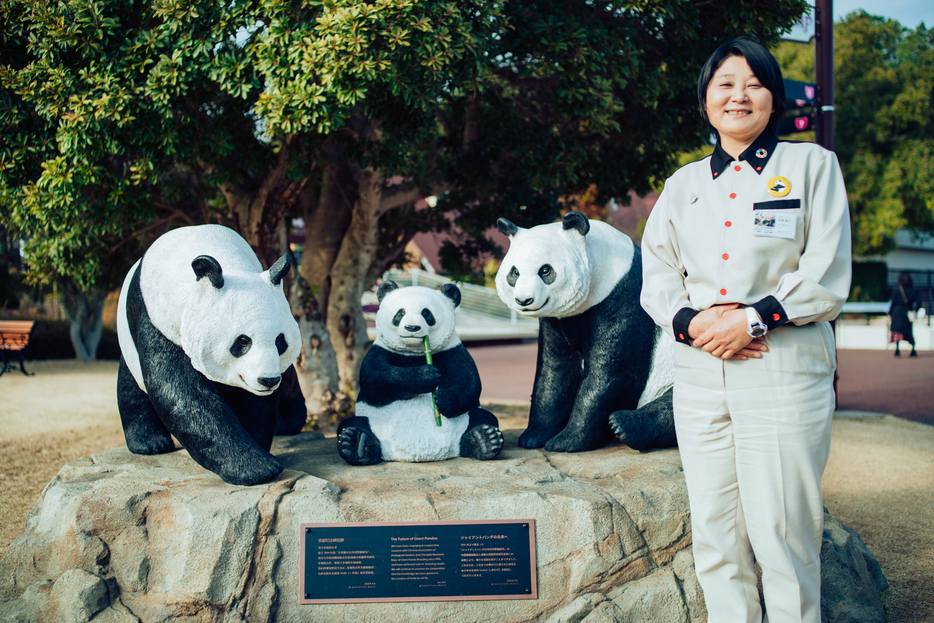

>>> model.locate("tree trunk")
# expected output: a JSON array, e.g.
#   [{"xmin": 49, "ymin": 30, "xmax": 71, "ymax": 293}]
[
  {"xmin": 58, "ymin": 280, "xmax": 105, "ymax": 361},
  {"xmin": 290, "ymin": 271, "xmax": 345, "ymax": 431},
  {"xmin": 288, "ymin": 161, "xmax": 357, "ymax": 427},
  {"xmin": 327, "ymin": 161, "xmax": 384, "ymax": 395},
  {"xmin": 220, "ymin": 135, "xmax": 306, "ymax": 269},
  {"xmin": 216, "ymin": 122, "xmax": 431, "ymax": 417}
]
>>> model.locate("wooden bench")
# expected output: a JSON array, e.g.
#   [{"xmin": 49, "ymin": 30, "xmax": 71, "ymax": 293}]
[{"xmin": 0, "ymin": 320, "xmax": 36, "ymax": 377}]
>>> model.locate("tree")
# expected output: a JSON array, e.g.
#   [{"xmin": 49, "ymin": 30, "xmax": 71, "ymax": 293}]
[
  {"xmin": 773, "ymin": 12, "xmax": 934, "ymax": 257},
  {"xmin": 1, "ymin": 0, "xmax": 807, "ymax": 411}
]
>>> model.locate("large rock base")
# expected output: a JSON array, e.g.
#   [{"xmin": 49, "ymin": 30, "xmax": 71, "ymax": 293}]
[{"xmin": 0, "ymin": 431, "xmax": 885, "ymax": 623}]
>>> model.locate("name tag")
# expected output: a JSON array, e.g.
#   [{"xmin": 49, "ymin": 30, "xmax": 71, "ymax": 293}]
[{"xmin": 753, "ymin": 211, "xmax": 796, "ymax": 239}]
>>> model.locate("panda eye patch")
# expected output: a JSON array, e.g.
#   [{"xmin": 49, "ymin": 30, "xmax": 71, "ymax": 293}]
[
  {"xmin": 507, "ymin": 266, "xmax": 519, "ymax": 287},
  {"xmin": 539, "ymin": 264, "xmax": 556, "ymax": 285},
  {"xmin": 276, "ymin": 333, "xmax": 288, "ymax": 355},
  {"xmin": 230, "ymin": 335, "xmax": 252, "ymax": 358},
  {"xmin": 421, "ymin": 308, "xmax": 436, "ymax": 326},
  {"xmin": 392, "ymin": 309, "xmax": 405, "ymax": 327}
]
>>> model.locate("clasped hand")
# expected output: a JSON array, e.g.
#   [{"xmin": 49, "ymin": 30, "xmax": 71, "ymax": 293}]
[{"xmin": 688, "ymin": 304, "xmax": 768, "ymax": 360}]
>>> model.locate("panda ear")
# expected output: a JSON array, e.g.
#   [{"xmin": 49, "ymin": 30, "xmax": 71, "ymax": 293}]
[
  {"xmin": 192, "ymin": 255, "xmax": 224, "ymax": 289},
  {"xmin": 496, "ymin": 218, "xmax": 519, "ymax": 238},
  {"xmin": 562, "ymin": 211, "xmax": 590, "ymax": 237},
  {"xmin": 439, "ymin": 284, "xmax": 461, "ymax": 308},
  {"xmin": 268, "ymin": 253, "xmax": 292, "ymax": 286},
  {"xmin": 377, "ymin": 280, "xmax": 399, "ymax": 303}
]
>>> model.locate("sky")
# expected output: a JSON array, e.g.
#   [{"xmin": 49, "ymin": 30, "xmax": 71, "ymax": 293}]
[{"xmin": 832, "ymin": 0, "xmax": 933, "ymax": 29}]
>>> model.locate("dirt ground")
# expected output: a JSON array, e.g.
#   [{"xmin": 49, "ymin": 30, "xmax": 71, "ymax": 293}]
[{"xmin": 0, "ymin": 360, "xmax": 932, "ymax": 622}]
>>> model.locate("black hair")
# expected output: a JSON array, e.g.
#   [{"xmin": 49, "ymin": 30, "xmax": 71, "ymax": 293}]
[
  {"xmin": 898, "ymin": 271, "xmax": 913, "ymax": 288},
  {"xmin": 697, "ymin": 37, "xmax": 786, "ymax": 138}
]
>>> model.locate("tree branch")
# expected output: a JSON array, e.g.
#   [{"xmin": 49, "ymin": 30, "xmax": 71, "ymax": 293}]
[{"xmin": 379, "ymin": 180, "xmax": 451, "ymax": 211}]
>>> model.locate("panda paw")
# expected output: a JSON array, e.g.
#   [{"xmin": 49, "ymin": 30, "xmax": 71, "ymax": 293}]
[
  {"xmin": 460, "ymin": 424, "xmax": 504, "ymax": 461},
  {"xmin": 542, "ymin": 426, "xmax": 606, "ymax": 453},
  {"xmin": 517, "ymin": 424, "xmax": 565, "ymax": 449},
  {"xmin": 609, "ymin": 410, "xmax": 647, "ymax": 450},
  {"xmin": 337, "ymin": 426, "xmax": 383, "ymax": 466},
  {"xmin": 412, "ymin": 365, "xmax": 442, "ymax": 394},
  {"xmin": 125, "ymin": 432, "xmax": 177, "ymax": 456},
  {"xmin": 218, "ymin": 452, "xmax": 284, "ymax": 486},
  {"xmin": 609, "ymin": 408, "xmax": 677, "ymax": 451}
]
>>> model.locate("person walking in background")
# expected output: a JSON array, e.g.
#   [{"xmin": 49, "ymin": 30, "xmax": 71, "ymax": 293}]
[
  {"xmin": 640, "ymin": 37, "xmax": 852, "ymax": 623},
  {"xmin": 889, "ymin": 271, "xmax": 918, "ymax": 357}
]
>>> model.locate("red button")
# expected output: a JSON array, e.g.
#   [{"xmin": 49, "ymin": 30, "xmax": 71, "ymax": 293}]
[
  {"xmin": 756, "ymin": 166, "xmax": 762, "ymax": 171},
  {"xmin": 722, "ymin": 253, "xmax": 729, "ymax": 260},
  {"xmin": 734, "ymin": 165, "xmax": 742, "ymax": 171},
  {"xmin": 729, "ymin": 193, "xmax": 736, "ymax": 199},
  {"xmin": 678, "ymin": 333, "xmax": 685, "ymax": 340},
  {"xmin": 714, "ymin": 172, "xmax": 719, "ymax": 177},
  {"xmin": 773, "ymin": 313, "xmax": 780, "ymax": 321},
  {"xmin": 720, "ymin": 288, "xmax": 727, "ymax": 295},
  {"xmin": 725, "ymin": 221, "xmax": 732, "ymax": 227}
]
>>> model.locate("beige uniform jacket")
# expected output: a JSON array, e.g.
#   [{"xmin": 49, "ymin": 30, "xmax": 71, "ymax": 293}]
[{"xmin": 641, "ymin": 132, "xmax": 852, "ymax": 344}]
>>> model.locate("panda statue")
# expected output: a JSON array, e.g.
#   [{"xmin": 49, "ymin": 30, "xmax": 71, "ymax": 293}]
[
  {"xmin": 116, "ymin": 224, "xmax": 307, "ymax": 486},
  {"xmin": 337, "ymin": 281, "xmax": 504, "ymax": 465},
  {"xmin": 495, "ymin": 211, "xmax": 677, "ymax": 453}
]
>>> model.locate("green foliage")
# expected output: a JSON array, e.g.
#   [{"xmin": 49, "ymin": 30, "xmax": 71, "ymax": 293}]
[
  {"xmin": 773, "ymin": 13, "xmax": 934, "ymax": 257},
  {"xmin": 433, "ymin": 0, "xmax": 808, "ymax": 280},
  {"xmin": 1, "ymin": 0, "xmax": 809, "ymax": 291},
  {"xmin": 849, "ymin": 260, "xmax": 888, "ymax": 302}
]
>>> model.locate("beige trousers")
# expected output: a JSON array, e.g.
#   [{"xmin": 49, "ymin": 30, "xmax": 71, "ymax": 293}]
[{"xmin": 673, "ymin": 321, "xmax": 836, "ymax": 623}]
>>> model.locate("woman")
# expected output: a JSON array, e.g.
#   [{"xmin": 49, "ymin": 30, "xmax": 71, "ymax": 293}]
[
  {"xmin": 640, "ymin": 38, "xmax": 852, "ymax": 623},
  {"xmin": 888, "ymin": 271, "xmax": 918, "ymax": 357}
]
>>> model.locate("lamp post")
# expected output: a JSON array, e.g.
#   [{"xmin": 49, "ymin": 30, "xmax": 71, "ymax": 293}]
[{"xmin": 814, "ymin": 0, "xmax": 835, "ymax": 151}]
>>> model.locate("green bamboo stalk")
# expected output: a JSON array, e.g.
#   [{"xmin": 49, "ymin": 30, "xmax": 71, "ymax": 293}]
[{"xmin": 423, "ymin": 336, "xmax": 442, "ymax": 426}]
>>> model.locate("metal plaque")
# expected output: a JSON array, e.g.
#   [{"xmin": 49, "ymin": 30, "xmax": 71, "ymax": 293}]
[{"xmin": 300, "ymin": 519, "xmax": 537, "ymax": 603}]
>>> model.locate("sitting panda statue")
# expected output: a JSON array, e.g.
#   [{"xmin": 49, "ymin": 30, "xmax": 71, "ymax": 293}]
[
  {"xmin": 116, "ymin": 224, "xmax": 307, "ymax": 486},
  {"xmin": 495, "ymin": 211, "xmax": 677, "ymax": 453},
  {"xmin": 337, "ymin": 282, "xmax": 504, "ymax": 465}
]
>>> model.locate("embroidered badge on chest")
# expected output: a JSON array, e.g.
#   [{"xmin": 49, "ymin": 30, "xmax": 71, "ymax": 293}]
[
  {"xmin": 755, "ymin": 148, "xmax": 768, "ymax": 158},
  {"xmin": 767, "ymin": 176, "xmax": 791, "ymax": 197}
]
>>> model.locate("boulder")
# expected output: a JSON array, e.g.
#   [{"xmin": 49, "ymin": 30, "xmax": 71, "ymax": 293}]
[
  {"xmin": 820, "ymin": 513, "xmax": 888, "ymax": 623},
  {"xmin": 0, "ymin": 431, "xmax": 885, "ymax": 623}
]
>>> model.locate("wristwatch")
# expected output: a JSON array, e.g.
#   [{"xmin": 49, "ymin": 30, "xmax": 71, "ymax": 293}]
[{"xmin": 746, "ymin": 307, "xmax": 768, "ymax": 338}]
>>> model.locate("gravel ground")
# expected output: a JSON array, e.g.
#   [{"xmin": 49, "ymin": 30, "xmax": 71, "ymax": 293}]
[{"xmin": 0, "ymin": 359, "xmax": 932, "ymax": 622}]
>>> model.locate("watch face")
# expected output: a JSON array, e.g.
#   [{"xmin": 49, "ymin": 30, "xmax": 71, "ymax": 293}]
[{"xmin": 750, "ymin": 325, "xmax": 767, "ymax": 338}]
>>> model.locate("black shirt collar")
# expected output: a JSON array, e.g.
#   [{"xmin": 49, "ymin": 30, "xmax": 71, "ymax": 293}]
[{"xmin": 709, "ymin": 131, "xmax": 779, "ymax": 179}]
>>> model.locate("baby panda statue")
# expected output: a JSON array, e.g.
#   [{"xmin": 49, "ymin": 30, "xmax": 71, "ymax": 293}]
[
  {"xmin": 116, "ymin": 224, "xmax": 307, "ymax": 486},
  {"xmin": 337, "ymin": 281, "xmax": 504, "ymax": 465},
  {"xmin": 495, "ymin": 211, "xmax": 677, "ymax": 453}
]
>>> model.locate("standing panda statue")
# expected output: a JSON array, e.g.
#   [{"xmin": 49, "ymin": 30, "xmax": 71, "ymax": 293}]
[
  {"xmin": 495, "ymin": 211, "xmax": 677, "ymax": 453},
  {"xmin": 116, "ymin": 224, "xmax": 307, "ymax": 486},
  {"xmin": 337, "ymin": 282, "xmax": 504, "ymax": 465}
]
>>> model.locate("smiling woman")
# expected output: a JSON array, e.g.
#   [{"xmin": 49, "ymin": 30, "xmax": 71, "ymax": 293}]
[
  {"xmin": 703, "ymin": 56, "xmax": 776, "ymax": 156},
  {"xmin": 698, "ymin": 38, "xmax": 787, "ymax": 159},
  {"xmin": 640, "ymin": 37, "xmax": 853, "ymax": 623}
]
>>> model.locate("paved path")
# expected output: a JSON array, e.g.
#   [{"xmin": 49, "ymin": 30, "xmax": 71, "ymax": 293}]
[
  {"xmin": 467, "ymin": 343, "xmax": 934, "ymax": 425},
  {"xmin": 836, "ymin": 348, "xmax": 934, "ymax": 425}
]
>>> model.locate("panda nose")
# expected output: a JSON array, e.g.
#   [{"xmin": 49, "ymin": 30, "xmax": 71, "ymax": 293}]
[
  {"xmin": 404, "ymin": 324, "xmax": 421, "ymax": 332},
  {"xmin": 257, "ymin": 375, "xmax": 281, "ymax": 389},
  {"xmin": 515, "ymin": 297, "xmax": 534, "ymax": 307}
]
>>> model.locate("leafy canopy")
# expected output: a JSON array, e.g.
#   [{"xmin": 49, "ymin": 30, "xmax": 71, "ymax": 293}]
[
  {"xmin": 1, "ymin": 0, "xmax": 502, "ymax": 288},
  {"xmin": 1, "ymin": 0, "xmax": 810, "ymax": 288}
]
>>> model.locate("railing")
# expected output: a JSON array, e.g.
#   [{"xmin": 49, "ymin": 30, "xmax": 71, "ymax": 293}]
[
  {"xmin": 840, "ymin": 302, "xmax": 889, "ymax": 314},
  {"xmin": 384, "ymin": 268, "xmax": 524, "ymax": 323}
]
